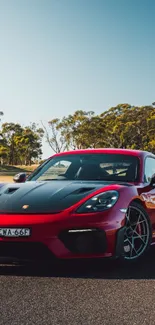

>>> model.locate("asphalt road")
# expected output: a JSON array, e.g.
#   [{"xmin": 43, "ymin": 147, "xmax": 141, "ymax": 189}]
[{"xmin": 1, "ymin": 248, "xmax": 155, "ymax": 325}]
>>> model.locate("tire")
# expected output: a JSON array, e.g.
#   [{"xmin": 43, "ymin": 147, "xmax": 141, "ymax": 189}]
[{"xmin": 121, "ymin": 201, "xmax": 152, "ymax": 263}]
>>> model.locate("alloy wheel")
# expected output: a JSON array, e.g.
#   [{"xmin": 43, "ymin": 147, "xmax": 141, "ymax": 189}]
[{"xmin": 124, "ymin": 205, "xmax": 150, "ymax": 260}]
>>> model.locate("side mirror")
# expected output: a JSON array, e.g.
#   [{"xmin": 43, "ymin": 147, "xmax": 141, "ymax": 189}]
[
  {"xmin": 150, "ymin": 174, "xmax": 155, "ymax": 186},
  {"xmin": 13, "ymin": 172, "xmax": 27, "ymax": 183}
]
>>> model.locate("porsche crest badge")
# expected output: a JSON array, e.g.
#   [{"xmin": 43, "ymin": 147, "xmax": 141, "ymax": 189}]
[{"xmin": 22, "ymin": 205, "xmax": 29, "ymax": 210}]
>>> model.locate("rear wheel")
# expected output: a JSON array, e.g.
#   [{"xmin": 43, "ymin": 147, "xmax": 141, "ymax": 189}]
[{"xmin": 123, "ymin": 202, "xmax": 152, "ymax": 262}]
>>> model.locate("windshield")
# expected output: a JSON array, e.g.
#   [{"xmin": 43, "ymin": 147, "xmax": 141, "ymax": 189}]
[{"xmin": 28, "ymin": 153, "xmax": 140, "ymax": 182}]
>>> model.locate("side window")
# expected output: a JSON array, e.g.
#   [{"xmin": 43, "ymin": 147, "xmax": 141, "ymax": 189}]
[{"xmin": 144, "ymin": 157, "xmax": 155, "ymax": 182}]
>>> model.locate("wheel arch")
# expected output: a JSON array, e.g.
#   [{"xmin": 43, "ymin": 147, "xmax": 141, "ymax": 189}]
[{"xmin": 129, "ymin": 198, "xmax": 146, "ymax": 209}]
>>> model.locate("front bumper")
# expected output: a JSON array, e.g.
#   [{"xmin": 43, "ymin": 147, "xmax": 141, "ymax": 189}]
[
  {"xmin": 0, "ymin": 227, "xmax": 125, "ymax": 263},
  {"xmin": 0, "ymin": 209, "xmax": 126, "ymax": 262}
]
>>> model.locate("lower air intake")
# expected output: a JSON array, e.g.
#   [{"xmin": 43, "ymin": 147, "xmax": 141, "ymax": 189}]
[{"xmin": 59, "ymin": 229, "xmax": 107, "ymax": 254}]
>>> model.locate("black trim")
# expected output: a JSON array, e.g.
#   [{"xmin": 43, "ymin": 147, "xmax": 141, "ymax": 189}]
[
  {"xmin": 0, "ymin": 242, "xmax": 56, "ymax": 262},
  {"xmin": 115, "ymin": 226, "xmax": 126, "ymax": 257}
]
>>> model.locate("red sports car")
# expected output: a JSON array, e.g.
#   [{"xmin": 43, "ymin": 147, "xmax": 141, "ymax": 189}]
[{"xmin": 0, "ymin": 148, "xmax": 155, "ymax": 264}]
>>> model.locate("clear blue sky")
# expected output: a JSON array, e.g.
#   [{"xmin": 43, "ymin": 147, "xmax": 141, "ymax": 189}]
[{"xmin": 0, "ymin": 0, "xmax": 155, "ymax": 158}]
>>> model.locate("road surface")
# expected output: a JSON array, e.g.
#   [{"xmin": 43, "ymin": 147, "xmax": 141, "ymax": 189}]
[{"xmin": 0, "ymin": 247, "xmax": 155, "ymax": 325}]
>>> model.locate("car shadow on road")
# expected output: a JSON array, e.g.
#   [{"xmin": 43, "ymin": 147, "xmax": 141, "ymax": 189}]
[{"xmin": 0, "ymin": 246, "xmax": 155, "ymax": 280}]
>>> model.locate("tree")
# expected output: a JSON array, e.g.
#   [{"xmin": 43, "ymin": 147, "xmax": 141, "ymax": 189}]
[
  {"xmin": 57, "ymin": 110, "xmax": 95, "ymax": 149},
  {"xmin": 46, "ymin": 104, "xmax": 155, "ymax": 154},
  {"xmin": 0, "ymin": 122, "xmax": 44, "ymax": 165},
  {"xmin": 41, "ymin": 119, "xmax": 67, "ymax": 153},
  {"xmin": 0, "ymin": 111, "xmax": 3, "ymax": 121},
  {"xmin": 100, "ymin": 104, "xmax": 133, "ymax": 148},
  {"xmin": 16, "ymin": 123, "xmax": 44, "ymax": 165},
  {"xmin": 116, "ymin": 105, "xmax": 155, "ymax": 151},
  {"xmin": 1, "ymin": 123, "xmax": 23, "ymax": 165},
  {"xmin": 1, "ymin": 102, "xmax": 155, "ymax": 166}
]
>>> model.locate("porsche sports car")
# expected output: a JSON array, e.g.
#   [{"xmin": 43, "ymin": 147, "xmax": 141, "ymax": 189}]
[{"xmin": 0, "ymin": 148, "xmax": 155, "ymax": 264}]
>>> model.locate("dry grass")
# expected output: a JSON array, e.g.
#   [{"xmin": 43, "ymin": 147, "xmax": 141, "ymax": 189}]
[{"xmin": 15, "ymin": 165, "xmax": 39, "ymax": 172}]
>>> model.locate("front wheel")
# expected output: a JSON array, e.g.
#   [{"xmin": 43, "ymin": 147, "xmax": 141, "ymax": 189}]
[{"xmin": 122, "ymin": 202, "xmax": 152, "ymax": 262}]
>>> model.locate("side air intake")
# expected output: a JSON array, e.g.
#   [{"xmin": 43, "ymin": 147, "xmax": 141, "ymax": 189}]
[{"xmin": 5, "ymin": 188, "xmax": 19, "ymax": 194}]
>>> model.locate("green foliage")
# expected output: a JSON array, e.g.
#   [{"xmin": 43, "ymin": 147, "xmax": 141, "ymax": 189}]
[
  {"xmin": 1, "ymin": 103, "xmax": 155, "ymax": 165},
  {"xmin": 0, "ymin": 122, "xmax": 44, "ymax": 165},
  {"xmin": 48, "ymin": 104, "xmax": 155, "ymax": 153}
]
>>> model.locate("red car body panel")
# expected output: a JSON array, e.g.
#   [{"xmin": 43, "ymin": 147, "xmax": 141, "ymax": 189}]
[{"xmin": 0, "ymin": 148, "xmax": 155, "ymax": 262}]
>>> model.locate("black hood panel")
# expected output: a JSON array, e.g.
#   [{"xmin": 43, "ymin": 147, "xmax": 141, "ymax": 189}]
[{"xmin": 0, "ymin": 180, "xmax": 119, "ymax": 214}]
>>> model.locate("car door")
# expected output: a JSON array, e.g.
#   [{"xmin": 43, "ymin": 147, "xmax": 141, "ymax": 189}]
[{"xmin": 140, "ymin": 157, "xmax": 155, "ymax": 230}]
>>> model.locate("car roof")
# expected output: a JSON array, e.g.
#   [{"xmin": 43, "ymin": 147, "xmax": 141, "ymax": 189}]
[{"xmin": 51, "ymin": 148, "xmax": 155, "ymax": 158}]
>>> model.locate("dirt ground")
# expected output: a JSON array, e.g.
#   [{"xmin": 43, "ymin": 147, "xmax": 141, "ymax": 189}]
[{"xmin": 0, "ymin": 176, "xmax": 13, "ymax": 183}]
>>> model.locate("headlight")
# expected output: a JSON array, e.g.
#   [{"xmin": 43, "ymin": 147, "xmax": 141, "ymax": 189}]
[{"xmin": 76, "ymin": 190, "xmax": 119, "ymax": 213}]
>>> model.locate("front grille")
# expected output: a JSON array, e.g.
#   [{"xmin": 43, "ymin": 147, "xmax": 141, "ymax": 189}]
[
  {"xmin": 59, "ymin": 229, "xmax": 107, "ymax": 254},
  {"xmin": 0, "ymin": 242, "xmax": 55, "ymax": 262}
]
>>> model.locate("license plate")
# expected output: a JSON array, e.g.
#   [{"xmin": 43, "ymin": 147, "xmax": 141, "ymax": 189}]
[{"xmin": 0, "ymin": 228, "xmax": 31, "ymax": 237}]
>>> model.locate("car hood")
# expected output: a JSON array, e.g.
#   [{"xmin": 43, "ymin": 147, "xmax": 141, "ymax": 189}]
[{"xmin": 0, "ymin": 180, "xmax": 125, "ymax": 214}]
